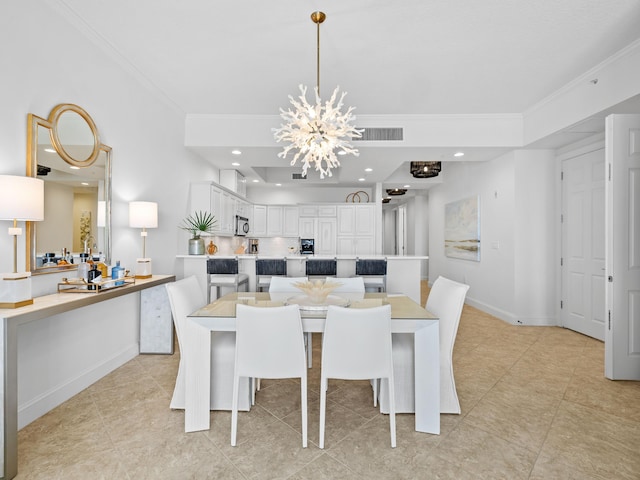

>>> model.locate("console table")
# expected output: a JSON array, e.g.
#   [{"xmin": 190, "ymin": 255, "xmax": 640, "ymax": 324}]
[{"xmin": 0, "ymin": 274, "xmax": 175, "ymax": 480}]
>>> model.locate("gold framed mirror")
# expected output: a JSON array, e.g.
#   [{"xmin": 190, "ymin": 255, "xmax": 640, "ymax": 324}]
[{"xmin": 26, "ymin": 104, "xmax": 112, "ymax": 274}]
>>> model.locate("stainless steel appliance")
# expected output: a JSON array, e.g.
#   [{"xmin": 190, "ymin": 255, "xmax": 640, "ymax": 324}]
[
  {"xmin": 235, "ymin": 215, "xmax": 249, "ymax": 236},
  {"xmin": 300, "ymin": 238, "xmax": 315, "ymax": 255},
  {"xmin": 248, "ymin": 238, "xmax": 259, "ymax": 254}
]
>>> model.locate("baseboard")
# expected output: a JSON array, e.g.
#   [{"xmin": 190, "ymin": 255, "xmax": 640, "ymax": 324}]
[
  {"xmin": 465, "ymin": 296, "xmax": 557, "ymax": 326},
  {"xmin": 18, "ymin": 344, "xmax": 139, "ymax": 429}
]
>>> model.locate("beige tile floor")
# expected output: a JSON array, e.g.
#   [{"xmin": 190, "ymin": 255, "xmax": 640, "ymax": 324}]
[{"xmin": 16, "ymin": 283, "xmax": 640, "ymax": 479}]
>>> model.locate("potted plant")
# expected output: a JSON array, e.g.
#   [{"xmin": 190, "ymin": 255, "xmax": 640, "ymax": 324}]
[{"xmin": 180, "ymin": 211, "xmax": 217, "ymax": 255}]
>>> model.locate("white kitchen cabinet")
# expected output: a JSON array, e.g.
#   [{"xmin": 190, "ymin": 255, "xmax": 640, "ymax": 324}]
[
  {"xmin": 266, "ymin": 206, "xmax": 284, "ymax": 236},
  {"xmin": 252, "ymin": 205, "xmax": 267, "ymax": 236},
  {"xmin": 219, "ymin": 169, "xmax": 246, "ymax": 197},
  {"xmin": 337, "ymin": 204, "xmax": 375, "ymax": 236},
  {"xmin": 317, "ymin": 218, "xmax": 337, "ymax": 255},
  {"xmin": 337, "ymin": 235, "xmax": 375, "ymax": 255},
  {"xmin": 299, "ymin": 205, "xmax": 318, "ymax": 217},
  {"xmin": 283, "ymin": 206, "xmax": 299, "ymax": 236},
  {"xmin": 318, "ymin": 205, "xmax": 337, "ymax": 217},
  {"xmin": 298, "ymin": 217, "xmax": 317, "ymax": 239}
]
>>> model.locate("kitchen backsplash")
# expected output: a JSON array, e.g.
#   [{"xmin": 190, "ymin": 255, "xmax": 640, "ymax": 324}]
[{"xmin": 208, "ymin": 236, "xmax": 300, "ymax": 256}]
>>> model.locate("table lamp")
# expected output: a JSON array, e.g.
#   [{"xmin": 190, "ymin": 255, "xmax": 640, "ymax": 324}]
[
  {"xmin": 129, "ymin": 201, "xmax": 158, "ymax": 279},
  {"xmin": 0, "ymin": 175, "xmax": 45, "ymax": 308}
]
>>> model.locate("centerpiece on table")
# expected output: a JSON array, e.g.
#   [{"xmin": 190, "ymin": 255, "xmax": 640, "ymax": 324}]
[
  {"xmin": 292, "ymin": 279, "xmax": 342, "ymax": 304},
  {"xmin": 179, "ymin": 211, "xmax": 217, "ymax": 255}
]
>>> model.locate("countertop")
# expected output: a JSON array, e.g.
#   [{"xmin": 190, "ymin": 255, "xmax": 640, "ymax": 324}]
[{"xmin": 176, "ymin": 255, "xmax": 429, "ymax": 260}]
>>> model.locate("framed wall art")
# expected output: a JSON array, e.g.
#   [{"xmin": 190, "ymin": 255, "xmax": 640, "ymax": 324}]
[{"xmin": 445, "ymin": 196, "xmax": 480, "ymax": 261}]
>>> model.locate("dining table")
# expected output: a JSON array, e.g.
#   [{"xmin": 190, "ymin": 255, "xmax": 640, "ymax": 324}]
[{"xmin": 185, "ymin": 291, "xmax": 440, "ymax": 435}]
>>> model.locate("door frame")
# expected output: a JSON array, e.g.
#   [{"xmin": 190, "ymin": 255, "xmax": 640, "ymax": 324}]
[{"xmin": 555, "ymin": 134, "xmax": 605, "ymax": 329}]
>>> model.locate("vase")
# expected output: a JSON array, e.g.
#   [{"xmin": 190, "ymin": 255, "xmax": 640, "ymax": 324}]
[
  {"xmin": 207, "ymin": 241, "xmax": 218, "ymax": 255},
  {"xmin": 189, "ymin": 238, "xmax": 205, "ymax": 255}
]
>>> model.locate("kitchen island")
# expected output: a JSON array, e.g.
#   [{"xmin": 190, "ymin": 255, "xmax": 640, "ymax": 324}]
[{"xmin": 176, "ymin": 255, "xmax": 428, "ymax": 305}]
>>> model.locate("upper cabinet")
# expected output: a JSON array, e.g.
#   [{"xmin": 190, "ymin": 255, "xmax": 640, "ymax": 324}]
[
  {"xmin": 190, "ymin": 182, "xmax": 243, "ymax": 236},
  {"xmin": 265, "ymin": 205, "xmax": 299, "ymax": 237},
  {"xmin": 337, "ymin": 204, "xmax": 375, "ymax": 236},
  {"xmin": 219, "ymin": 169, "xmax": 246, "ymax": 198}
]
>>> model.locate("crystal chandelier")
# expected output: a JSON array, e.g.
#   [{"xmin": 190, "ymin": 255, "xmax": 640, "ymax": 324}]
[{"xmin": 273, "ymin": 11, "xmax": 362, "ymax": 179}]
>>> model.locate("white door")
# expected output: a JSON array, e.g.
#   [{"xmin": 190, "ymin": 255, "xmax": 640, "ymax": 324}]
[
  {"xmin": 397, "ymin": 205, "xmax": 407, "ymax": 256},
  {"xmin": 561, "ymin": 148, "xmax": 606, "ymax": 340},
  {"xmin": 605, "ymin": 114, "xmax": 640, "ymax": 380}
]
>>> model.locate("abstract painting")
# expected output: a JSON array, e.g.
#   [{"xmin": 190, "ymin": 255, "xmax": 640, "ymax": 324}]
[{"xmin": 445, "ymin": 196, "xmax": 480, "ymax": 261}]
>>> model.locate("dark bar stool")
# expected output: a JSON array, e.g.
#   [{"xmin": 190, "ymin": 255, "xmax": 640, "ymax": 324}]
[
  {"xmin": 255, "ymin": 258, "xmax": 287, "ymax": 292},
  {"xmin": 355, "ymin": 258, "xmax": 387, "ymax": 292},
  {"xmin": 207, "ymin": 258, "xmax": 249, "ymax": 303},
  {"xmin": 305, "ymin": 258, "xmax": 337, "ymax": 279}
]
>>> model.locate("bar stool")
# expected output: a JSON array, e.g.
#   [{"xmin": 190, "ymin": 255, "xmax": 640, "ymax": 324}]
[
  {"xmin": 355, "ymin": 258, "xmax": 387, "ymax": 292},
  {"xmin": 207, "ymin": 258, "xmax": 249, "ymax": 303},
  {"xmin": 255, "ymin": 258, "xmax": 287, "ymax": 292},
  {"xmin": 305, "ymin": 258, "xmax": 337, "ymax": 280}
]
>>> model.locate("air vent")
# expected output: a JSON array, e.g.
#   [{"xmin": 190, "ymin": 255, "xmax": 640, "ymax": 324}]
[
  {"xmin": 292, "ymin": 173, "xmax": 307, "ymax": 180},
  {"xmin": 353, "ymin": 127, "xmax": 403, "ymax": 141}
]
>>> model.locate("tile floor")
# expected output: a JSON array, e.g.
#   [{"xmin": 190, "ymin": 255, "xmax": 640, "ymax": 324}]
[{"xmin": 16, "ymin": 283, "xmax": 640, "ymax": 479}]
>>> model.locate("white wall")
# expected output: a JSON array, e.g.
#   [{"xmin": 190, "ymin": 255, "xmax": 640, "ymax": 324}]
[
  {"xmin": 245, "ymin": 186, "xmax": 372, "ymax": 205},
  {"xmin": 428, "ymin": 150, "xmax": 557, "ymax": 325},
  {"xmin": 0, "ymin": 2, "xmax": 218, "ymax": 294}
]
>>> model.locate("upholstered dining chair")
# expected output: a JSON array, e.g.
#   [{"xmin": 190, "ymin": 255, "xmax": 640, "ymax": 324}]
[
  {"xmin": 378, "ymin": 275, "xmax": 469, "ymax": 414},
  {"xmin": 206, "ymin": 258, "xmax": 249, "ymax": 303},
  {"xmin": 319, "ymin": 304, "xmax": 396, "ymax": 448},
  {"xmin": 165, "ymin": 276, "xmax": 251, "ymax": 412},
  {"xmin": 231, "ymin": 304, "xmax": 307, "ymax": 447}
]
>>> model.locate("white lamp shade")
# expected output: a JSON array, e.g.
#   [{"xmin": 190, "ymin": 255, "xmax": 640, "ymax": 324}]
[
  {"xmin": 0, "ymin": 175, "xmax": 45, "ymax": 221},
  {"xmin": 129, "ymin": 201, "xmax": 158, "ymax": 228}
]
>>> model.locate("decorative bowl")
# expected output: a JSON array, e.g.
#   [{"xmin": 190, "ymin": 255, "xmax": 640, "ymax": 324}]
[{"xmin": 292, "ymin": 279, "xmax": 342, "ymax": 304}]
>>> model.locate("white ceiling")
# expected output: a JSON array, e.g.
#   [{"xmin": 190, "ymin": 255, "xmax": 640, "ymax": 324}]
[{"xmin": 54, "ymin": 0, "xmax": 640, "ymax": 190}]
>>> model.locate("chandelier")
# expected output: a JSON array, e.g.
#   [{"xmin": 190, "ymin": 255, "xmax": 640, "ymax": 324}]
[
  {"xmin": 410, "ymin": 161, "xmax": 441, "ymax": 178},
  {"xmin": 273, "ymin": 11, "xmax": 362, "ymax": 179}
]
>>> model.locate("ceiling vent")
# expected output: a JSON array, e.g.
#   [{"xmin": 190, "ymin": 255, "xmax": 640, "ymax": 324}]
[
  {"xmin": 291, "ymin": 173, "xmax": 307, "ymax": 180},
  {"xmin": 353, "ymin": 127, "xmax": 403, "ymax": 141}
]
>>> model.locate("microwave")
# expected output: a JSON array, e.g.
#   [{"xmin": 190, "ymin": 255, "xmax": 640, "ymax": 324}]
[{"xmin": 235, "ymin": 215, "xmax": 250, "ymax": 236}]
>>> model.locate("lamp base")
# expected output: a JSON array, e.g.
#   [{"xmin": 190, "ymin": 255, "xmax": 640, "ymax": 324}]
[
  {"xmin": 135, "ymin": 258, "xmax": 153, "ymax": 279},
  {"xmin": 0, "ymin": 273, "xmax": 33, "ymax": 309}
]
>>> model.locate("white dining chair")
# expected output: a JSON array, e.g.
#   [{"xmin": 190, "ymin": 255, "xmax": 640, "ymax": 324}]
[
  {"xmin": 269, "ymin": 276, "xmax": 313, "ymax": 367},
  {"xmin": 268, "ymin": 276, "xmax": 308, "ymax": 293},
  {"xmin": 378, "ymin": 275, "xmax": 469, "ymax": 414},
  {"xmin": 319, "ymin": 304, "xmax": 396, "ymax": 448},
  {"xmin": 327, "ymin": 276, "xmax": 365, "ymax": 293},
  {"xmin": 166, "ymin": 276, "xmax": 251, "ymax": 411},
  {"xmin": 231, "ymin": 304, "xmax": 308, "ymax": 447}
]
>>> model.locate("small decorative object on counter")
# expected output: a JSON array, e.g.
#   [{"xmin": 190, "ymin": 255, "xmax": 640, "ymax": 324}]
[
  {"xmin": 77, "ymin": 253, "xmax": 90, "ymax": 281},
  {"xmin": 87, "ymin": 263, "xmax": 100, "ymax": 290},
  {"xmin": 180, "ymin": 211, "xmax": 217, "ymax": 255},
  {"xmin": 207, "ymin": 240, "xmax": 218, "ymax": 255},
  {"xmin": 111, "ymin": 260, "xmax": 125, "ymax": 286}
]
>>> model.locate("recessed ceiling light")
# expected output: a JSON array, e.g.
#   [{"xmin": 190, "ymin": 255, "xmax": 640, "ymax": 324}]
[
  {"xmin": 338, "ymin": 150, "xmax": 347, "ymax": 156},
  {"xmin": 231, "ymin": 162, "xmax": 240, "ymax": 166},
  {"xmin": 276, "ymin": 183, "xmax": 282, "ymax": 187},
  {"xmin": 364, "ymin": 168, "xmax": 372, "ymax": 172},
  {"xmin": 252, "ymin": 179, "xmax": 259, "ymax": 183},
  {"xmin": 81, "ymin": 182, "xmax": 89, "ymax": 186},
  {"xmin": 358, "ymin": 178, "xmax": 365, "ymax": 182},
  {"xmin": 403, "ymin": 184, "xmax": 410, "ymax": 188},
  {"xmin": 454, "ymin": 152, "xmax": 464, "ymax": 157},
  {"xmin": 70, "ymin": 166, "xmax": 80, "ymax": 170},
  {"xmin": 231, "ymin": 149, "xmax": 242, "ymax": 155},
  {"xmin": 44, "ymin": 148, "xmax": 56, "ymax": 153}
]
